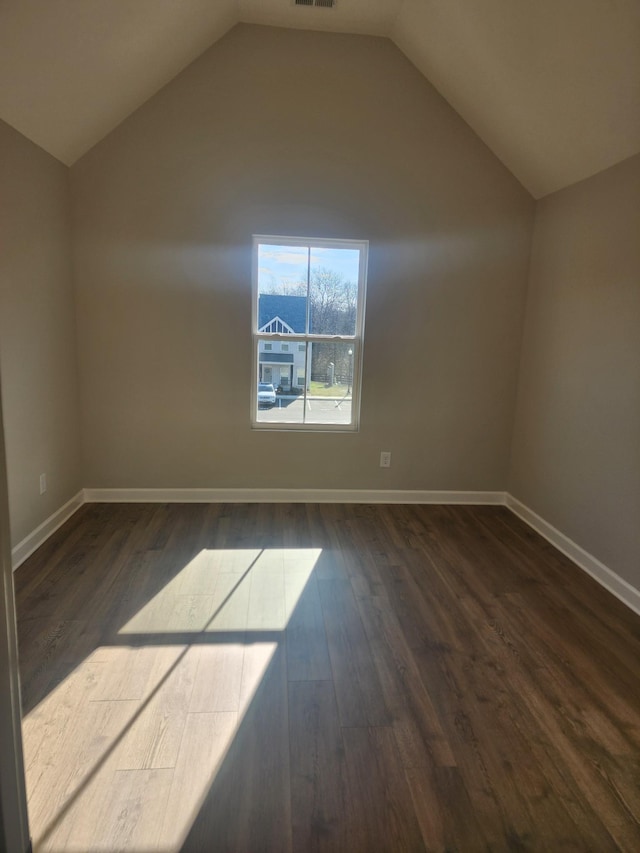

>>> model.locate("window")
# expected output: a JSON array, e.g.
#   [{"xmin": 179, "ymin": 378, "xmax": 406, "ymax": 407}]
[{"xmin": 252, "ymin": 235, "xmax": 368, "ymax": 430}]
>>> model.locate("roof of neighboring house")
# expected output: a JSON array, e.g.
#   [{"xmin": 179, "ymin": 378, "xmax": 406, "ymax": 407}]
[
  {"xmin": 258, "ymin": 295, "xmax": 306, "ymax": 333},
  {"xmin": 259, "ymin": 353, "xmax": 294, "ymax": 364}
]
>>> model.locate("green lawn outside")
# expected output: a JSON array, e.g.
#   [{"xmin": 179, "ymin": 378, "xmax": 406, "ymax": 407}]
[{"xmin": 308, "ymin": 381, "xmax": 351, "ymax": 398}]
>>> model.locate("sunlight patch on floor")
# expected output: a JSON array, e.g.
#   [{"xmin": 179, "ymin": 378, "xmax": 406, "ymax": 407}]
[
  {"xmin": 117, "ymin": 547, "xmax": 322, "ymax": 634},
  {"xmin": 23, "ymin": 547, "xmax": 321, "ymax": 852}
]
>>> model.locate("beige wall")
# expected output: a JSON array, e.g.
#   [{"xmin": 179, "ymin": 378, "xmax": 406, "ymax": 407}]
[
  {"xmin": 71, "ymin": 24, "xmax": 533, "ymax": 492},
  {"xmin": 509, "ymin": 154, "xmax": 640, "ymax": 588},
  {"xmin": 0, "ymin": 120, "xmax": 82, "ymax": 546}
]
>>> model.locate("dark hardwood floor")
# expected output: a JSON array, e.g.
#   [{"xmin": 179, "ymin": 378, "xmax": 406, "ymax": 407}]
[{"xmin": 14, "ymin": 502, "xmax": 640, "ymax": 851}]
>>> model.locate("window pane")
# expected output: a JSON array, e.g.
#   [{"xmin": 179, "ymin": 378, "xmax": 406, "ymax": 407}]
[
  {"xmin": 256, "ymin": 347, "xmax": 304, "ymax": 424},
  {"xmin": 257, "ymin": 244, "xmax": 309, "ymax": 334},
  {"xmin": 305, "ymin": 341, "xmax": 354, "ymax": 426},
  {"xmin": 308, "ymin": 247, "xmax": 360, "ymax": 336}
]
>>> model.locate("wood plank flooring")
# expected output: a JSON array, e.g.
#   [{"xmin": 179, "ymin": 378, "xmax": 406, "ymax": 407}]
[{"xmin": 14, "ymin": 502, "xmax": 640, "ymax": 852}]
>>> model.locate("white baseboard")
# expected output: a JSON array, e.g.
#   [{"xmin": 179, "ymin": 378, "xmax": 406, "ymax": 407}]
[
  {"xmin": 83, "ymin": 488, "xmax": 506, "ymax": 505},
  {"xmin": 11, "ymin": 490, "xmax": 85, "ymax": 571},
  {"xmin": 505, "ymin": 495, "xmax": 640, "ymax": 617}
]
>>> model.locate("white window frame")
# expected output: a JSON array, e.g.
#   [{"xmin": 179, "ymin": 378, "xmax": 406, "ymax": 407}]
[{"xmin": 251, "ymin": 235, "xmax": 368, "ymax": 432}]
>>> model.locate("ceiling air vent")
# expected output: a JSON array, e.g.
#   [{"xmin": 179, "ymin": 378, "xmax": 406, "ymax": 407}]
[{"xmin": 294, "ymin": 0, "xmax": 336, "ymax": 8}]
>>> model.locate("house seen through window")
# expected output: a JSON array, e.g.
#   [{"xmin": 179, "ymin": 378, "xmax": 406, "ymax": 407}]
[{"xmin": 252, "ymin": 236, "xmax": 368, "ymax": 430}]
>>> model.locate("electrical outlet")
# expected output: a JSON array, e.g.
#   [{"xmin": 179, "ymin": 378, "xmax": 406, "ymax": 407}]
[
  {"xmin": 39, "ymin": 473, "xmax": 47, "ymax": 494},
  {"xmin": 379, "ymin": 451, "xmax": 391, "ymax": 468}
]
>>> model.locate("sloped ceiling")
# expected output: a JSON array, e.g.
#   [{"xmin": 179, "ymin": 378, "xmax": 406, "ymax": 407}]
[
  {"xmin": 0, "ymin": 0, "xmax": 638, "ymax": 198},
  {"xmin": 394, "ymin": 0, "xmax": 640, "ymax": 198}
]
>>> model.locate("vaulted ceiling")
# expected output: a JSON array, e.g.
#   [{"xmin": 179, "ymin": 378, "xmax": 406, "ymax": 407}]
[{"xmin": 0, "ymin": 0, "xmax": 638, "ymax": 198}]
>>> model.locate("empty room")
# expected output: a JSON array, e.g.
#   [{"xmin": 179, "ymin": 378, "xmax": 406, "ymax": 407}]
[{"xmin": 0, "ymin": 1, "xmax": 639, "ymax": 851}]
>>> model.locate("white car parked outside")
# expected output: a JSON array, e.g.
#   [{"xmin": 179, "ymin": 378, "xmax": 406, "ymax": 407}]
[{"xmin": 257, "ymin": 382, "xmax": 277, "ymax": 407}]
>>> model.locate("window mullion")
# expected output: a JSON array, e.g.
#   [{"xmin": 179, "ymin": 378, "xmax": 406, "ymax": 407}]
[{"xmin": 303, "ymin": 247, "xmax": 311, "ymax": 424}]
